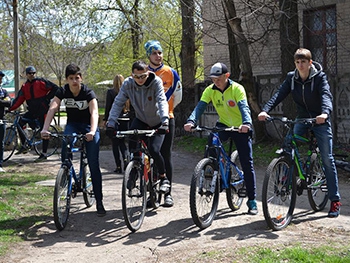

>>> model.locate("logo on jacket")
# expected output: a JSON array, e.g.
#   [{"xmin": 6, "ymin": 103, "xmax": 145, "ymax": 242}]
[
  {"xmin": 148, "ymin": 96, "xmax": 153, "ymax": 101},
  {"xmin": 227, "ymin": 100, "xmax": 236, "ymax": 107}
]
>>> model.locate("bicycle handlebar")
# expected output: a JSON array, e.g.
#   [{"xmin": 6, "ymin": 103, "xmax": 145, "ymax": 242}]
[
  {"xmin": 266, "ymin": 116, "xmax": 317, "ymax": 125},
  {"xmin": 116, "ymin": 129, "xmax": 157, "ymax": 138},
  {"xmin": 191, "ymin": 125, "xmax": 240, "ymax": 133}
]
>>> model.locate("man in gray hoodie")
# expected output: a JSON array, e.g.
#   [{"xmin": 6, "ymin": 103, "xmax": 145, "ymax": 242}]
[{"xmin": 107, "ymin": 60, "xmax": 170, "ymax": 193}]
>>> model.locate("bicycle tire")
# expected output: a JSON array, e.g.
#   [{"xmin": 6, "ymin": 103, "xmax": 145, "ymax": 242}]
[
  {"xmin": 149, "ymin": 162, "xmax": 161, "ymax": 209},
  {"xmin": 307, "ymin": 153, "xmax": 328, "ymax": 211},
  {"xmin": 3, "ymin": 127, "xmax": 18, "ymax": 162},
  {"xmin": 262, "ymin": 156, "xmax": 297, "ymax": 231},
  {"xmin": 33, "ymin": 125, "xmax": 60, "ymax": 156},
  {"xmin": 189, "ymin": 158, "xmax": 219, "ymax": 229},
  {"xmin": 122, "ymin": 160, "xmax": 147, "ymax": 232},
  {"xmin": 53, "ymin": 166, "xmax": 71, "ymax": 231},
  {"xmin": 83, "ymin": 161, "xmax": 94, "ymax": 207},
  {"xmin": 226, "ymin": 150, "xmax": 244, "ymax": 211}
]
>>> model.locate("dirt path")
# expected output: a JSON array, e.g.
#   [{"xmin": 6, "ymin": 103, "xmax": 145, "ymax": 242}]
[{"xmin": 2, "ymin": 149, "xmax": 350, "ymax": 263}]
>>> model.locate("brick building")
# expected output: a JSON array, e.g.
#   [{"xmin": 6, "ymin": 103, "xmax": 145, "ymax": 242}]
[{"xmin": 202, "ymin": 0, "xmax": 350, "ymax": 143}]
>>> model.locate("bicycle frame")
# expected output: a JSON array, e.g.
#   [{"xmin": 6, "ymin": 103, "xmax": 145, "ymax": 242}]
[{"xmin": 209, "ymin": 131, "xmax": 244, "ymax": 191}]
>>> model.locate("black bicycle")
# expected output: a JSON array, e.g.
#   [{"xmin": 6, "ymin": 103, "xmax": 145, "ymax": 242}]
[
  {"xmin": 50, "ymin": 133, "xmax": 94, "ymax": 231},
  {"xmin": 116, "ymin": 129, "xmax": 162, "ymax": 232},
  {"xmin": 3, "ymin": 111, "xmax": 59, "ymax": 161},
  {"xmin": 262, "ymin": 117, "xmax": 328, "ymax": 231}
]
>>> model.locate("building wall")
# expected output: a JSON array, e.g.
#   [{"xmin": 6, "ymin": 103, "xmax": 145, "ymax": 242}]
[{"xmin": 202, "ymin": 0, "xmax": 350, "ymax": 143}]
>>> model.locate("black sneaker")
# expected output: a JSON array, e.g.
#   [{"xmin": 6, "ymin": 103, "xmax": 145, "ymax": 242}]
[
  {"xmin": 163, "ymin": 194, "xmax": 174, "ymax": 207},
  {"xmin": 96, "ymin": 201, "xmax": 106, "ymax": 217},
  {"xmin": 34, "ymin": 153, "xmax": 47, "ymax": 163},
  {"xmin": 114, "ymin": 166, "xmax": 122, "ymax": 173},
  {"xmin": 15, "ymin": 147, "xmax": 28, "ymax": 155},
  {"xmin": 159, "ymin": 177, "xmax": 170, "ymax": 194}
]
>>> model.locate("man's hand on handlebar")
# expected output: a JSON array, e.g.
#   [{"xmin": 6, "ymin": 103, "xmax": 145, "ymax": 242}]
[{"xmin": 258, "ymin": 111, "xmax": 270, "ymax": 121}]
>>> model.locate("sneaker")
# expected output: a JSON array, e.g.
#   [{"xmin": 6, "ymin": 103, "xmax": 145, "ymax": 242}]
[
  {"xmin": 34, "ymin": 153, "xmax": 47, "ymax": 163},
  {"xmin": 159, "ymin": 177, "xmax": 170, "ymax": 194},
  {"xmin": 114, "ymin": 167, "xmax": 122, "ymax": 173},
  {"xmin": 15, "ymin": 147, "xmax": 28, "ymax": 155},
  {"xmin": 0, "ymin": 167, "xmax": 5, "ymax": 173},
  {"xmin": 328, "ymin": 201, "xmax": 341, "ymax": 218},
  {"xmin": 96, "ymin": 201, "xmax": 106, "ymax": 217},
  {"xmin": 127, "ymin": 170, "xmax": 138, "ymax": 190},
  {"xmin": 163, "ymin": 194, "xmax": 174, "ymax": 207},
  {"xmin": 246, "ymin": 199, "xmax": 258, "ymax": 215}
]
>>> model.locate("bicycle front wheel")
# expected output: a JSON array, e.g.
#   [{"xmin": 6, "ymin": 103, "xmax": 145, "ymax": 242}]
[
  {"xmin": 307, "ymin": 153, "xmax": 328, "ymax": 211},
  {"xmin": 262, "ymin": 156, "xmax": 297, "ymax": 231},
  {"xmin": 83, "ymin": 161, "xmax": 94, "ymax": 207},
  {"xmin": 226, "ymin": 150, "xmax": 244, "ymax": 211},
  {"xmin": 53, "ymin": 166, "xmax": 71, "ymax": 231},
  {"xmin": 3, "ymin": 127, "xmax": 18, "ymax": 162},
  {"xmin": 189, "ymin": 158, "xmax": 219, "ymax": 229},
  {"xmin": 34, "ymin": 125, "xmax": 60, "ymax": 156},
  {"xmin": 122, "ymin": 160, "xmax": 147, "ymax": 232}
]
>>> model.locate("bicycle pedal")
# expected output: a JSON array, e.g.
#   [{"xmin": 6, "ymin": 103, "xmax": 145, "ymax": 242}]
[
  {"xmin": 238, "ymin": 187, "xmax": 247, "ymax": 198},
  {"xmin": 320, "ymin": 184, "xmax": 328, "ymax": 192}
]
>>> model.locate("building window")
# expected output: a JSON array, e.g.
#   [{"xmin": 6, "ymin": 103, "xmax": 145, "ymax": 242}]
[{"xmin": 303, "ymin": 5, "xmax": 337, "ymax": 76}]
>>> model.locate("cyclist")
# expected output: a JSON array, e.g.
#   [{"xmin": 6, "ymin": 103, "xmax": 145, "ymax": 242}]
[
  {"xmin": 9, "ymin": 66, "xmax": 59, "ymax": 162},
  {"xmin": 184, "ymin": 62, "xmax": 258, "ymax": 215},
  {"xmin": 145, "ymin": 40, "xmax": 183, "ymax": 207},
  {"xmin": 41, "ymin": 63, "xmax": 106, "ymax": 217},
  {"xmin": 0, "ymin": 71, "xmax": 11, "ymax": 172},
  {"xmin": 106, "ymin": 60, "xmax": 170, "ymax": 195},
  {"xmin": 258, "ymin": 48, "xmax": 341, "ymax": 218}
]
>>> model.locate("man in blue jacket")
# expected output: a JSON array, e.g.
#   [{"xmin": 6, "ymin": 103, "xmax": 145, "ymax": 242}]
[{"xmin": 258, "ymin": 48, "xmax": 341, "ymax": 218}]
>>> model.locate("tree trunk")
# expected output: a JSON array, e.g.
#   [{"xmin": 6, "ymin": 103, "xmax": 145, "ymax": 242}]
[
  {"xmin": 222, "ymin": 0, "xmax": 264, "ymax": 141},
  {"xmin": 280, "ymin": 0, "xmax": 299, "ymax": 119}
]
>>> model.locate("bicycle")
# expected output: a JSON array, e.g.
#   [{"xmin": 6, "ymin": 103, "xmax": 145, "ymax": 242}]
[
  {"xmin": 3, "ymin": 111, "xmax": 59, "ymax": 161},
  {"xmin": 115, "ymin": 129, "xmax": 162, "ymax": 232},
  {"xmin": 261, "ymin": 117, "xmax": 328, "ymax": 231},
  {"xmin": 189, "ymin": 126, "xmax": 245, "ymax": 230},
  {"xmin": 50, "ymin": 133, "xmax": 94, "ymax": 230}
]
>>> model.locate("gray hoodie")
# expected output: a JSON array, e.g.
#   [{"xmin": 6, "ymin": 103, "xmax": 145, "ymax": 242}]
[{"xmin": 107, "ymin": 72, "xmax": 169, "ymax": 128}]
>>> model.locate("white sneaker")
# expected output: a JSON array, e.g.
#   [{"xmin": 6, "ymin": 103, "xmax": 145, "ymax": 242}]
[{"xmin": 0, "ymin": 167, "xmax": 5, "ymax": 173}]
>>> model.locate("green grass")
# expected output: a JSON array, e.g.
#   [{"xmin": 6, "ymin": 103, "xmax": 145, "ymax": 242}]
[{"xmin": 0, "ymin": 173, "xmax": 52, "ymax": 256}]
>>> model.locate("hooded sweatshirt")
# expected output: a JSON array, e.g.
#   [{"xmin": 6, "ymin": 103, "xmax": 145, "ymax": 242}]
[
  {"xmin": 107, "ymin": 72, "xmax": 169, "ymax": 128},
  {"xmin": 262, "ymin": 61, "xmax": 333, "ymax": 118}
]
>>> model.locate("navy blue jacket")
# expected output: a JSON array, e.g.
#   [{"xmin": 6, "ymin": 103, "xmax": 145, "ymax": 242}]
[{"xmin": 262, "ymin": 61, "xmax": 333, "ymax": 118}]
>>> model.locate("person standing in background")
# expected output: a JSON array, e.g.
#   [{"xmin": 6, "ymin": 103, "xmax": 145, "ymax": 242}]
[
  {"xmin": 103, "ymin": 74, "xmax": 129, "ymax": 173},
  {"xmin": 9, "ymin": 66, "xmax": 59, "ymax": 162},
  {"xmin": 0, "ymin": 71, "xmax": 11, "ymax": 172},
  {"xmin": 144, "ymin": 40, "xmax": 183, "ymax": 207}
]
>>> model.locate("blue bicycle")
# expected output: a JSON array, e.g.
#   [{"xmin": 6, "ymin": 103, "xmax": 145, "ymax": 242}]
[
  {"xmin": 50, "ymin": 133, "xmax": 94, "ymax": 231},
  {"xmin": 189, "ymin": 126, "xmax": 246, "ymax": 229},
  {"xmin": 3, "ymin": 111, "xmax": 59, "ymax": 161}
]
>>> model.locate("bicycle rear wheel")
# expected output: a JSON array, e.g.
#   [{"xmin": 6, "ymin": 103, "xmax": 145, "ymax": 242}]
[
  {"xmin": 189, "ymin": 158, "xmax": 219, "ymax": 229},
  {"xmin": 3, "ymin": 127, "xmax": 17, "ymax": 162},
  {"xmin": 307, "ymin": 153, "xmax": 328, "ymax": 211},
  {"xmin": 122, "ymin": 160, "xmax": 147, "ymax": 232},
  {"xmin": 34, "ymin": 125, "xmax": 60, "ymax": 156},
  {"xmin": 53, "ymin": 166, "xmax": 71, "ymax": 231},
  {"xmin": 149, "ymin": 163, "xmax": 161, "ymax": 209},
  {"xmin": 226, "ymin": 150, "xmax": 244, "ymax": 211},
  {"xmin": 262, "ymin": 156, "xmax": 297, "ymax": 231},
  {"xmin": 82, "ymin": 161, "xmax": 94, "ymax": 207}
]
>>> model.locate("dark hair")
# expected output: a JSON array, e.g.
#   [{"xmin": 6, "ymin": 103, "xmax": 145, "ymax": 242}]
[
  {"xmin": 65, "ymin": 63, "xmax": 82, "ymax": 78},
  {"xmin": 294, "ymin": 48, "xmax": 312, "ymax": 61},
  {"xmin": 132, "ymin": 60, "xmax": 148, "ymax": 72}
]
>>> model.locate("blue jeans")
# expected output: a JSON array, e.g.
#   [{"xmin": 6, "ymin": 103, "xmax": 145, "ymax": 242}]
[
  {"xmin": 0, "ymin": 123, "xmax": 5, "ymax": 166},
  {"xmin": 294, "ymin": 121, "xmax": 340, "ymax": 201},
  {"xmin": 64, "ymin": 122, "xmax": 103, "ymax": 202}
]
